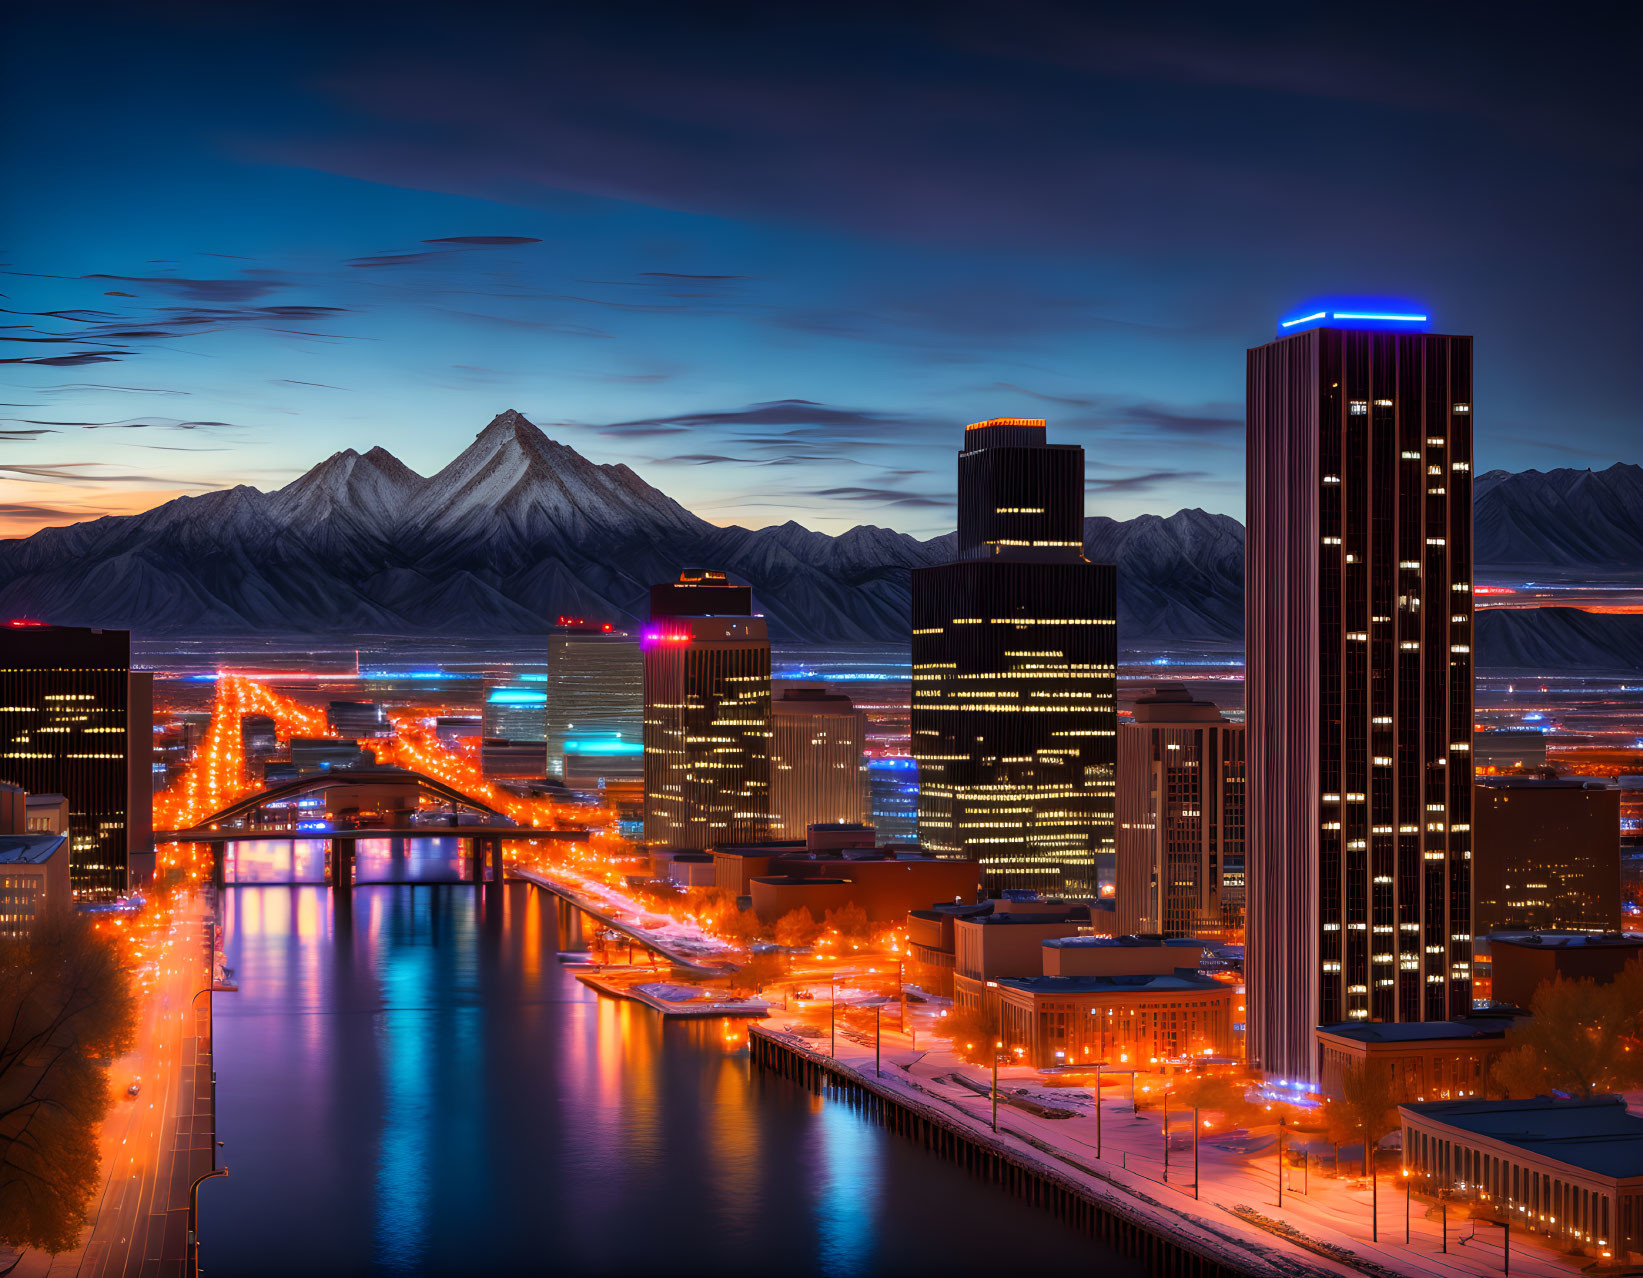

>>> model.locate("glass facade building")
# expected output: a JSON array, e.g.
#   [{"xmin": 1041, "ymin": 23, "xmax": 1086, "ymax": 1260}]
[
  {"xmin": 911, "ymin": 419, "xmax": 1117, "ymax": 898},
  {"xmin": 546, "ymin": 626, "xmax": 643, "ymax": 786},
  {"xmin": 1245, "ymin": 319, "xmax": 1475, "ymax": 1083},
  {"xmin": 642, "ymin": 572, "xmax": 771, "ymax": 848}
]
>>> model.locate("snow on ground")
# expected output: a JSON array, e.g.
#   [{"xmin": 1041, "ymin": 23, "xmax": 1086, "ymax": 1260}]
[{"xmin": 755, "ymin": 1017, "xmax": 1591, "ymax": 1278}]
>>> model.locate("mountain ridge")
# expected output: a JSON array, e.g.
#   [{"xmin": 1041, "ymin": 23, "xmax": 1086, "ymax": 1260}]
[{"xmin": 0, "ymin": 411, "xmax": 1637, "ymax": 658}]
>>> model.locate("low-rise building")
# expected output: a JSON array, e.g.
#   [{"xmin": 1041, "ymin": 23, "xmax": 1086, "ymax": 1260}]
[
  {"xmin": 1399, "ymin": 1096, "xmax": 1643, "ymax": 1259},
  {"xmin": 1488, "ymin": 932, "xmax": 1643, "ymax": 1009},
  {"xmin": 1315, "ymin": 1017, "xmax": 1523, "ymax": 1103},
  {"xmin": 24, "ymin": 793, "xmax": 68, "ymax": 834},
  {"xmin": 0, "ymin": 832, "xmax": 71, "ymax": 935},
  {"xmin": 952, "ymin": 899, "xmax": 1091, "ymax": 1015},
  {"xmin": 749, "ymin": 852, "xmax": 979, "ymax": 925},
  {"xmin": 996, "ymin": 970, "xmax": 1235, "ymax": 1067}
]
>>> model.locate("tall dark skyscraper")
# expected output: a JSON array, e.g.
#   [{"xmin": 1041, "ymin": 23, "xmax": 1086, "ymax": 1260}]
[
  {"xmin": 911, "ymin": 418, "xmax": 1117, "ymax": 898},
  {"xmin": 1245, "ymin": 309, "xmax": 1474, "ymax": 1084},
  {"xmin": 642, "ymin": 571, "xmax": 771, "ymax": 848},
  {"xmin": 0, "ymin": 623, "xmax": 147, "ymax": 899}
]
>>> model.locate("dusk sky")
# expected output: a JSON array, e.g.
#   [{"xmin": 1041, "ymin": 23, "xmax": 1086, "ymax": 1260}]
[{"xmin": 2, "ymin": 2, "xmax": 1637, "ymax": 539}]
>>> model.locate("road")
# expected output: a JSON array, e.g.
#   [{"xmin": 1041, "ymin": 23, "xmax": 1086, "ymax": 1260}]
[{"xmin": 18, "ymin": 894, "xmax": 220, "ymax": 1278}]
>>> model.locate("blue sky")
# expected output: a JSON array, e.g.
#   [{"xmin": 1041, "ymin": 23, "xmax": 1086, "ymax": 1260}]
[{"xmin": 2, "ymin": 2, "xmax": 1637, "ymax": 538}]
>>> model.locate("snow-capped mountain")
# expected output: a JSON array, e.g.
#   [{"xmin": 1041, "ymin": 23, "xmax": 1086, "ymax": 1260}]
[
  {"xmin": 1473, "ymin": 463, "xmax": 1643, "ymax": 576},
  {"xmin": 0, "ymin": 411, "xmax": 1635, "ymax": 656}
]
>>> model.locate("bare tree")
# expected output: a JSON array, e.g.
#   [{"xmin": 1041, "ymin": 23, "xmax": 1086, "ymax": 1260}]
[
  {"xmin": 1492, "ymin": 961, "xmax": 1643, "ymax": 1100},
  {"xmin": 0, "ymin": 914, "xmax": 138, "ymax": 1254}
]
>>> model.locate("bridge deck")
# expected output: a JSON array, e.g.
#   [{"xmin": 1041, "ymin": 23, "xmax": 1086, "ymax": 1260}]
[{"xmin": 155, "ymin": 825, "xmax": 587, "ymax": 843}]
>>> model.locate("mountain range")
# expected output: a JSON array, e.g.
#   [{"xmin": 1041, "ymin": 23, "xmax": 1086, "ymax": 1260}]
[{"xmin": 1, "ymin": 411, "xmax": 1638, "ymax": 668}]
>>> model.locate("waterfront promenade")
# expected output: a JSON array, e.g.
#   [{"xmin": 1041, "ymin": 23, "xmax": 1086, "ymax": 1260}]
[{"xmin": 751, "ymin": 1016, "xmax": 1587, "ymax": 1278}]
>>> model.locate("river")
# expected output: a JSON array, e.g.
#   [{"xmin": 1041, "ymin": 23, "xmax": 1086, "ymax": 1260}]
[{"xmin": 206, "ymin": 881, "xmax": 1137, "ymax": 1276}]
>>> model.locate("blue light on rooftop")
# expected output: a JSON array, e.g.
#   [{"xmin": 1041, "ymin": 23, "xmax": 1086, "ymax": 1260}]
[
  {"xmin": 486, "ymin": 689, "xmax": 546, "ymax": 705},
  {"xmin": 562, "ymin": 735, "xmax": 643, "ymax": 756},
  {"xmin": 1276, "ymin": 303, "xmax": 1431, "ymax": 337}
]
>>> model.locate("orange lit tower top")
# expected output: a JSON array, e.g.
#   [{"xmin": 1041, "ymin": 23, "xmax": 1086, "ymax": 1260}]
[{"xmin": 957, "ymin": 417, "xmax": 1085, "ymax": 561}]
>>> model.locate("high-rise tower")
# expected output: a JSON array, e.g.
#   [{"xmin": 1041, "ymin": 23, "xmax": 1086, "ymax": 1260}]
[
  {"xmin": 1245, "ymin": 309, "xmax": 1474, "ymax": 1083},
  {"xmin": 911, "ymin": 418, "xmax": 1117, "ymax": 898},
  {"xmin": 642, "ymin": 571, "xmax": 771, "ymax": 848},
  {"xmin": 1116, "ymin": 685, "xmax": 1245, "ymax": 940},
  {"xmin": 0, "ymin": 623, "xmax": 148, "ymax": 899}
]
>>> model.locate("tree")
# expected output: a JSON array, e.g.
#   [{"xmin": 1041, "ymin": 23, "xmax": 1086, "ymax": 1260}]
[
  {"xmin": 939, "ymin": 1003, "xmax": 1001, "ymax": 1066},
  {"xmin": 1323, "ymin": 1060, "xmax": 1400, "ymax": 1159},
  {"xmin": 727, "ymin": 951, "xmax": 787, "ymax": 997},
  {"xmin": 823, "ymin": 903, "xmax": 869, "ymax": 941},
  {"xmin": 1491, "ymin": 962, "xmax": 1643, "ymax": 1100},
  {"xmin": 773, "ymin": 907, "xmax": 820, "ymax": 949},
  {"xmin": 1, "ymin": 914, "xmax": 138, "ymax": 1254},
  {"xmin": 716, "ymin": 907, "xmax": 767, "ymax": 949},
  {"xmin": 1173, "ymin": 1071, "xmax": 1260, "ymax": 1128}
]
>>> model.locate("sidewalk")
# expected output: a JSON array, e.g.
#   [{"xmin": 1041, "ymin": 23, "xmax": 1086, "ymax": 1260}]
[{"xmin": 755, "ymin": 1008, "xmax": 1587, "ymax": 1278}]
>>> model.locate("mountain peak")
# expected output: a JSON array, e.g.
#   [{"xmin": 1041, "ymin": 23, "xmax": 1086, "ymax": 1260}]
[{"xmin": 477, "ymin": 408, "xmax": 545, "ymax": 444}]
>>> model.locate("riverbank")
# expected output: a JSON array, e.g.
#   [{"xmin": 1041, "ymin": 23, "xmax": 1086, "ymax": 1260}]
[{"xmin": 748, "ymin": 1018, "xmax": 1590, "ymax": 1278}]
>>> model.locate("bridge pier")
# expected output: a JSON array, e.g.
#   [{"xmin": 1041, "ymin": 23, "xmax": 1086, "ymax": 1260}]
[
  {"xmin": 488, "ymin": 835, "xmax": 503, "ymax": 887},
  {"xmin": 329, "ymin": 837, "xmax": 355, "ymax": 891}
]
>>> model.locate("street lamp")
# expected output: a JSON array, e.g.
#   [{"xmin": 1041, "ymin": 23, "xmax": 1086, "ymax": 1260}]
[
  {"xmin": 991, "ymin": 1040, "xmax": 1003, "ymax": 1133},
  {"xmin": 187, "ymin": 1166, "xmax": 228, "ymax": 1277},
  {"xmin": 1403, "ymin": 1167, "xmax": 1411, "ymax": 1243},
  {"xmin": 1162, "ymin": 1080, "xmax": 1170, "ymax": 1183},
  {"xmin": 1095, "ymin": 1063, "xmax": 1103, "ymax": 1159}
]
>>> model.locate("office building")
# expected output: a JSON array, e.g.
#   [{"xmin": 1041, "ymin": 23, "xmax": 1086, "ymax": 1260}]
[
  {"xmin": 1399, "ymin": 1097, "xmax": 1643, "ymax": 1257},
  {"xmin": 0, "ymin": 623, "xmax": 148, "ymax": 898},
  {"xmin": 241, "ymin": 713, "xmax": 277, "ymax": 757},
  {"xmin": 0, "ymin": 831, "xmax": 70, "ymax": 936},
  {"xmin": 1316, "ymin": 1017, "xmax": 1520, "ymax": 1103},
  {"xmin": 1246, "ymin": 310, "xmax": 1475, "ymax": 1083},
  {"xmin": 911, "ymin": 418, "xmax": 1117, "ymax": 899},
  {"xmin": 1474, "ymin": 777, "xmax": 1620, "ymax": 934},
  {"xmin": 642, "ymin": 570, "xmax": 771, "ymax": 847},
  {"xmin": 1116, "ymin": 685, "xmax": 1245, "ymax": 939},
  {"xmin": 482, "ymin": 679, "xmax": 548, "ymax": 742},
  {"xmin": 770, "ymin": 686, "xmax": 867, "ymax": 837},
  {"xmin": 1487, "ymin": 932, "xmax": 1643, "ymax": 1009},
  {"xmin": 546, "ymin": 623, "xmax": 642, "ymax": 786},
  {"xmin": 327, "ymin": 699, "xmax": 388, "ymax": 739},
  {"xmin": 867, "ymin": 756, "xmax": 919, "ymax": 844}
]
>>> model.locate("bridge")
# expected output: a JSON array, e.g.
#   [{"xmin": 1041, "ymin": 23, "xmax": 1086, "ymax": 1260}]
[{"xmin": 155, "ymin": 766, "xmax": 590, "ymax": 888}]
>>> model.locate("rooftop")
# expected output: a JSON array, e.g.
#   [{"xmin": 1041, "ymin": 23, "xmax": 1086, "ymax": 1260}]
[
  {"xmin": 0, "ymin": 833, "xmax": 68, "ymax": 866},
  {"xmin": 1400, "ymin": 1096, "xmax": 1643, "ymax": 1181},
  {"xmin": 997, "ymin": 969, "xmax": 1223, "ymax": 995},
  {"xmin": 1490, "ymin": 932, "xmax": 1643, "ymax": 951},
  {"xmin": 1318, "ymin": 1019, "xmax": 1510, "ymax": 1044},
  {"xmin": 1044, "ymin": 934, "xmax": 1206, "ymax": 950}
]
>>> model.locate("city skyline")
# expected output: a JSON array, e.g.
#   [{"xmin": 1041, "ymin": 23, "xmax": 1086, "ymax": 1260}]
[
  {"xmin": 6, "ymin": 7, "xmax": 1643, "ymax": 1277},
  {"xmin": 3, "ymin": 4, "xmax": 1639, "ymax": 539}
]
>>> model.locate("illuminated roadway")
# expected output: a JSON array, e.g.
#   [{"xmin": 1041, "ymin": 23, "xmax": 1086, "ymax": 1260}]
[{"xmin": 57, "ymin": 897, "xmax": 217, "ymax": 1278}]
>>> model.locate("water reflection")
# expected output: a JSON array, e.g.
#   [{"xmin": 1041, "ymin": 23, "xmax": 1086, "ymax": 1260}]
[{"xmin": 210, "ymin": 884, "xmax": 1138, "ymax": 1277}]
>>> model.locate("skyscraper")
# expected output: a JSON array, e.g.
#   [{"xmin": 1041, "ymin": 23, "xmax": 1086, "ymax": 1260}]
[
  {"xmin": 642, "ymin": 570, "xmax": 771, "ymax": 848},
  {"xmin": 1246, "ymin": 309, "xmax": 1474, "ymax": 1083},
  {"xmin": 546, "ymin": 623, "xmax": 643, "ymax": 787},
  {"xmin": 911, "ymin": 418, "xmax": 1117, "ymax": 898},
  {"xmin": 770, "ymin": 686, "xmax": 867, "ymax": 837},
  {"xmin": 0, "ymin": 623, "xmax": 148, "ymax": 898},
  {"xmin": 1116, "ymin": 685, "xmax": 1245, "ymax": 939}
]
